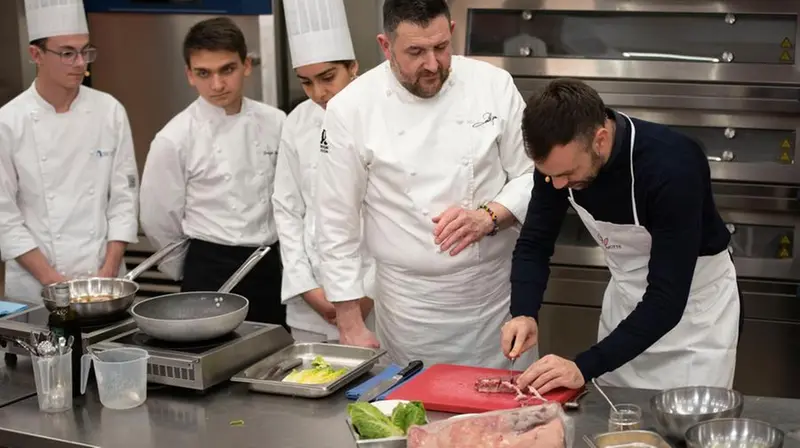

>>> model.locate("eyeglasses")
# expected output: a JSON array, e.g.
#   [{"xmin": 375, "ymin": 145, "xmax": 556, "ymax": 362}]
[{"xmin": 42, "ymin": 46, "xmax": 97, "ymax": 65}]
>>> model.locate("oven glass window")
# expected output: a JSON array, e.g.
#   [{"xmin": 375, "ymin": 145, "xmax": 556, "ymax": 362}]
[
  {"xmin": 466, "ymin": 9, "xmax": 797, "ymax": 65},
  {"xmin": 726, "ymin": 223, "xmax": 793, "ymax": 260},
  {"xmin": 672, "ymin": 126, "xmax": 796, "ymax": 166}
]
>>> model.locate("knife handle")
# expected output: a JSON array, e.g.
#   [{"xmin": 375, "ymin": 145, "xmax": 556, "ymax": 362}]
[{"xmin": 398, "ymin": 360, "xmax": 423, "ymax": 378}]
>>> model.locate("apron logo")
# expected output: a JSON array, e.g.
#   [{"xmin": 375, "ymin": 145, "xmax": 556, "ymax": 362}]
[
  {"xmin": 598, "ymin": 233, "xmax": 622, "ymax": 250},
  {"xmin": 472, "ymin": 112, "xmax": 498, "ymax": 128},
  {"xmin": 319, "ymin": 129, "xmax": 329, "ymax": 153},
  {"xmin": 92, "ymin": 149, "xmax": 112, "ymax": 157}
]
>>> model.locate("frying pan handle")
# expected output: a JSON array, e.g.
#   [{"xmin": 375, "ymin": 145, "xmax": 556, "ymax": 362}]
[
  {"xmin": 218, "ymin": 245, "xmax": 272, "ymax": 293},
  {"xmin": 123, "ymin": 238, "xmax": 189, "ymax": 281}
]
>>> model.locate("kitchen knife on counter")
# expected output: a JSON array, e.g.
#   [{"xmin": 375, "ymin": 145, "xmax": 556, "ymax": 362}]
[{"xmin": 357, "ymin": 360, "xmax": 424, "ymax": 403}]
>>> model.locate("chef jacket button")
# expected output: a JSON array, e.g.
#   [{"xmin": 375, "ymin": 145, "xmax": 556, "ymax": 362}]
[
  {"xmin": 398, "ymin": 130, "xmax": 405, "ymax": 136},
  {"xmin": 225, "ymin": 174, "xmax": 231, "ymax": 180},
  {"xmin": 258, "ymin": 170, "xmax": 264, "ymax": 176},
  {"xmin": 88, "ymin": 188, "xmax": 95, "ymax": 195},
  {"xmin": 41, "ymin": 156, "xmax": 47, "ymax": 161},
  {"xmin": 89, "ymin": 230, "xmax": 95, "ymax": 236},
  {"xmin": 422, "ymin": 209, "xmax": 429, "ymax": 216},
  {"xmin": 231, "ymin": 205, "xmax": 236, "ymax": 211},
  {"xmin": 385, "ymin": 90, "xmax": 392, "ymax": 97},
  {"xmin": 254, "ymin": 141, "xmax": 260, "ymax": 147},
  {"xmin": 462, "ymin": 200, "xmax": 469, "ymax": 207},
  {"xmin": 261, "ymin": 198, "xmax": 267, "ymax": 203},
  {"xmin": 47, "ymin": 194, "xmax": 54, "ymax": 200},
  {"xmin": 409, "ymin": 171, "xmax": 416, "ymax": 176},
  {"xmin": 462, "ymin": 159, "xmax": 469, "ymax": 166},
  {"xmin": 55, "ymin": 234, "xmax": 61, "ymax": 240}
]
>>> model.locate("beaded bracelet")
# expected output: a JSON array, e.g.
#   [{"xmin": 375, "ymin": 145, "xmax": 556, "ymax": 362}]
[{"xmin": 478, "ymin": 204, "xmax": 499, "ymax": 236}]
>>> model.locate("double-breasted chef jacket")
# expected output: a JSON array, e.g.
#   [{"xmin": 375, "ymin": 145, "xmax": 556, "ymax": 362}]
[
  {"xmin": 0, "ymin": 83, "xmax": 139, "ymax": 302},
  {"xmin": 314, "ymin": 56, "xmax": 538, "ymax": 368},
  {"xmin": 139, "ymin": 96, "xmax": 289, "ymax": 328}
]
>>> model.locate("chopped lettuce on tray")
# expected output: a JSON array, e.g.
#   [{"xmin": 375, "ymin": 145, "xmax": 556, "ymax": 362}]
[
  {"xmin": 281, "ymin": 355, "xmax": 348, "ymax": 384},
  {"xmin": 347, "ymin": 401, "xmax": 428, "ymax": 439}
]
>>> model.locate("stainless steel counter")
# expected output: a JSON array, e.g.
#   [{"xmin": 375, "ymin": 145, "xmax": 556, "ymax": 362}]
[{"xmin": 1, "ymin": 358, "xmax": 800, "ymax": 448}]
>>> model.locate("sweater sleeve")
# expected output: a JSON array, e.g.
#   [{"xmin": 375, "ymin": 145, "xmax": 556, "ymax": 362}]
[{"xmin": 510, "ymin": 169, "xmax": 569, "ymax": 320}]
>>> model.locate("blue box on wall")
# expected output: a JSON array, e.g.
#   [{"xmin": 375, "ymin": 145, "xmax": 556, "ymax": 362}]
[{"xmin": 83, "ymin": 0, "xmax": 272, "ymax": 15}]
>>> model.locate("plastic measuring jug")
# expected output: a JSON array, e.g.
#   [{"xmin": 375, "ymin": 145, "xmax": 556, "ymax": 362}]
[{"xmin": 81, "ymin": 348, "xmax": 149, "ymax": 410}]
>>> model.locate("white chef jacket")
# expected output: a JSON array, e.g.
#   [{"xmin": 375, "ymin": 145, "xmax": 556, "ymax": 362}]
[
  {"xmin": 272, "ymin": 99, "xmax": 376, "ymax": 339},
  {"xmin": 139, "ymin": 96, "xmax": 286, "ymax": 280},
  {"xmin": 315, "ymin": 56, "xmax": 534, "ymax": 301},
  {"xmin": 0, "ymin": 83, "xmax": 139, "ymax": 302}
]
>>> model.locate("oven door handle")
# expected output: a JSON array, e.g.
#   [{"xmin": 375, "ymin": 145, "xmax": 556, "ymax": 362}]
[{"xmin": 622, "ymin": 51, "xmax": 721, "ymax": 63}]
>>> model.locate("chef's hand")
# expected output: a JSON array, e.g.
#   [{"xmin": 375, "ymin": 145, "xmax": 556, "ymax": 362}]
[
  {"xmin": 501, "ymin": 316, "xmax": 538, "ymax": 359},
  {"xmin": 336, "ymin": 300, "xmax": 380, "ymax": 348},
  {"xmin": 302, "ymin": 288, "xmax": 337, "ymax": 325},
  {"xmin": 432, "ymin": 206, "xmax": 494, "ymax": 256},
  {"xmin": 514, "ymin": 354, "xmax": 585, "ymax": 394},
  {"xmin": 96, "ymin": 264, "xmax": 118, "ymax": 278},
  {"xmin": 339, "ymin": 326, "xmax": 380, "ymax": 349}
]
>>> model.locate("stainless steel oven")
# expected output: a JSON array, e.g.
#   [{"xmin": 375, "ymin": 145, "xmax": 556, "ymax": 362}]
[{"xmin": 451, "ymin": 0, "xmax": 800, "ymax": 398}]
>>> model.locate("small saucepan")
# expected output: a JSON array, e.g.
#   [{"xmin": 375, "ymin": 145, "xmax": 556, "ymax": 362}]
[
  {"xmin": 41, "ymin": 239, "xmax": 188, "ymax": 320},
  {"xmin": 130, "ymin": 245, "xmax": 271, "ymax": 343}
]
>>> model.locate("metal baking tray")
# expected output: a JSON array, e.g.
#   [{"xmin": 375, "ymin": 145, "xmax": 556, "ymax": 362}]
[
  {"xmin": 587, "ymin": 430, "xmax": 672, "ymax": 448},
  {"xmin": 347, "ymin": 418, "xmax": 408, "ymax": 448},
  {"xmin": 346, "ymin": 400, "xmax": 432, "ymax": 447},
  {"xmin": 230, "ymin": 342, "xmax": 386, "ymax": 398}
]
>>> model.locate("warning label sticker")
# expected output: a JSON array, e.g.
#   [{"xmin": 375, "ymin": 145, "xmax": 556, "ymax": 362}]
[
  {"xmin": 781, "ymin": 139, "xmax": 792, "ymax": 149},
  {"xmin": 781, "ymin": 37, "xmax": 793, "ymax": 48},
  {"xmin": 780, "ymin": 50, "xmax": 793, "ymax": 62}
]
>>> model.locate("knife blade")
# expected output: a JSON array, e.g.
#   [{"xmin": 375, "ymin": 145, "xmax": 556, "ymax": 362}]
[{"xmin": 357, "ymin": 360, "xmax": 424, "ymax": 403}]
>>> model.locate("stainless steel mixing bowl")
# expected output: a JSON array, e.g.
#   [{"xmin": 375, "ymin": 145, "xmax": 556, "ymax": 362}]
[
  {"xmin": 650, "ymin": 386, "xmax": 743, "ymax": 441},
  {"xmin": 685, "ymin": 418, "xmax": 784, "ymax": 448}
]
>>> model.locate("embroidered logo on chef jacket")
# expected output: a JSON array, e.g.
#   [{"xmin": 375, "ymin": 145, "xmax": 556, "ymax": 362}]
[
  {"xmin": 472, "ymin": 112, "xmax": 498, "ymax": 128},
  {"xmin": 598, "ymin": 233, "xmax": 621, "ymax": 250},
  {"xmin": 127, "ymin": 174, "xmax": 137, "ymax": 189},
  {"xmin": 91, "ymin": 149, "xmax": 113, "ymax": 157},
  {"xmin": 319, "ymin": 129, "xmax": 329, "ymax": 153}
]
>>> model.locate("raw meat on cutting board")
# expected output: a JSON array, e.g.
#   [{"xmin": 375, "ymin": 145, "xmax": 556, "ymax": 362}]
[
  {"xmin": 386, "ymin": 364, "xmax": 585, "ymax": 414},
  {"xmin": 474, "ymin": 376, "xmax": 549, "ymax": 405},
  {"xmin": 407, "ymin": 402, "xmax": 568, "ymax": 448}
]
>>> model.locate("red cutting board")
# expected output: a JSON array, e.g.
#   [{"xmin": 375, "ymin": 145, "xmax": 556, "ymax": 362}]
[{"xmin": 385, "ymin": 364, "xmax": 585, "ymax": 414}]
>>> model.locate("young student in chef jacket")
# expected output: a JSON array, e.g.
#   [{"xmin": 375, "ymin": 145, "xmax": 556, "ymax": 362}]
[
  {"xmin": 139, "ymin": 17, "xmax": 288, "ymax": 329},
  {"xmin": 0, "ymin": 0, "xmax": 139, "ymax": 303},
  {"xmin": 314, "ymin": 0, "xmax": 538, "ymax": 368},
  {"xmin": 273, "ymin": 0, "xmax": 376, "ymax": 343}
]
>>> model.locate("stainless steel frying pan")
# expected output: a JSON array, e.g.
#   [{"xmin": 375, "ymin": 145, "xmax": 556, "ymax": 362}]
[
  {"xmin": 129, "ymin": 245, "xmax": 271, "ymax": 342},
  {"xmin": 40, "ymin": 239, "xmax": 188, "ymax": 319}
]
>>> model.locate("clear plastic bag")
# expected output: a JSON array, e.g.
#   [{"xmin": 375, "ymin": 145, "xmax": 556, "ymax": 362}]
[{"xmin": 406, "ymin": 402, "xmax": 575, "ymax": 448}]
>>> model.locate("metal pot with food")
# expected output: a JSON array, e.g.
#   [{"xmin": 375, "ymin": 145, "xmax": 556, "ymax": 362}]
[
  {"xmin": 129, "ymin": 245, "xmax": 270, "ymax": 343},
  {"xmin": 41, "ymin": 239, "xmax": 188, "ymax": 319}
]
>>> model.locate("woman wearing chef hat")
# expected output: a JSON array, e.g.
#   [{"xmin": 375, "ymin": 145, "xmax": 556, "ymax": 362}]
[
  {"xmin": 272, "ymin": 0, "xmax": 375, "ymax": 342},
  {"xmin": 0, "ymin": 0, "xmax": 138, "ymax": 303}
]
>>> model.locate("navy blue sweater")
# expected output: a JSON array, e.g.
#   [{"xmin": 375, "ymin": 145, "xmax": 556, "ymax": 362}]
[{"xmin": 510, "ymin": 109, "xmax": 730, "ymax": 381}]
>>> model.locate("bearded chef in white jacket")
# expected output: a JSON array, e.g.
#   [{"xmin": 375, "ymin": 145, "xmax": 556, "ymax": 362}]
[
  {"xmin": 315, "ymin": 0, "xmax": 537, "ymax": 368},
  {"xmin": 273, "ymin": 0, "xmax": 376, "ymax": 343},
  {"xmin": 0, "ymin": 0, "xmax": 139, "ymax": 303},
  {"xmin": 139, "ymin": 17, "xmax": 288, "ymax": 328}
]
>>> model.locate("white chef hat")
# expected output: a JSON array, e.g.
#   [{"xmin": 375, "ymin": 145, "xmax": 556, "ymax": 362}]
[
  {"xmin": 25, "ymin": 0, "xmax": 89, "ymax": 42},
  {"xmin": 283, "ymin": 0, "xmax": 356, "ymax": 68}
]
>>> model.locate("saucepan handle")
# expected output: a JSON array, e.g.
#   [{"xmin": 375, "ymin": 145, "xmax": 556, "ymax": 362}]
[
  {"xmin": 218, "ymin": 245, "xmax": 272, "ymax": 293},
  {"xmin": 124, "ymin": 238, "xmax": 189, "ymax": 281}
]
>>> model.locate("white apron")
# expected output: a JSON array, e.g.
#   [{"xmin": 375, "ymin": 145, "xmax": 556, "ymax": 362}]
[
  {"xmin": 569, "ymin": 113, "xmax": 739, "ymax": 389},
  {"xmin": 375, "ymin": 255, "xmax": 537, "ymax": 369}
]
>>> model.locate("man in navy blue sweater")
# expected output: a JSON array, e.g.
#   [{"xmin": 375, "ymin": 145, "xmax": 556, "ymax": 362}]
[{"xmin": 503, "ymin": 78, "xmax": 741, "ymax": 393}]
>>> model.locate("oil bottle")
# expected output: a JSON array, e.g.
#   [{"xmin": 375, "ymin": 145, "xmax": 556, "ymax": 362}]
[{"xmin": 48, "ymin": 283, "xmax": 83, "ymax": 397}]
